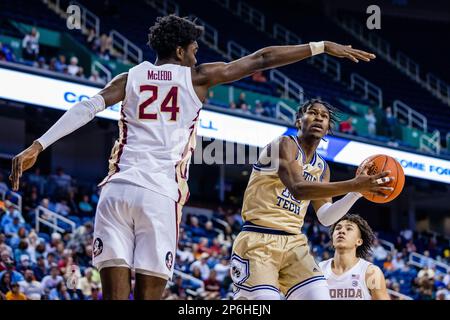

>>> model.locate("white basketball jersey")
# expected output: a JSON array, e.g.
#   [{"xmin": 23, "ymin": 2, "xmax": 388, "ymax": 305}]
[
  {"xmin": 99, "ymin": 61, "xmax": 203, "ymax": 205},
  {"xmin": 319, "ymin": 258, "xmax": 372, "ymax": 300}
]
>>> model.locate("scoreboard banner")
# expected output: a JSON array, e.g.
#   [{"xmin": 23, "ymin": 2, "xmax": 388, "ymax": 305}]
[{"xmin": 1, "ymin": 66, "xmax": 449, "ymax": 184}]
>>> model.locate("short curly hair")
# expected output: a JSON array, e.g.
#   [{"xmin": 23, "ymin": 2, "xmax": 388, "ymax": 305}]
[
  {"xmin": 148, "ymin": 15, "xmax": 204, "ymax": 59},
  {"xmin": 296, "ymin": 99, "xmax": 340, "ymax": 134},
  {"xmin": 329, "ymin": 214, "xmax": 376, "ymax": 260}
]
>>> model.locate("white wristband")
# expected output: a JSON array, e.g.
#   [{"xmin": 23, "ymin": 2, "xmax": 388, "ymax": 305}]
[{"xmin": 309, "ymin": 41, "xmax": 325, "ymax": 56}]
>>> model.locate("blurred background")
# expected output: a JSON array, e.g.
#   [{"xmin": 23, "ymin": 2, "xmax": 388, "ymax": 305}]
[{"xmin": 0, "ymin": 0, "xmax": 449, "ymax": 300}]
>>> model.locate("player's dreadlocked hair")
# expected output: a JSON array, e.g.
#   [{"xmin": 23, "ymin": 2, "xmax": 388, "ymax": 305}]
[
  {"xmin": 329, "ymin": 214, "xmax": 376, "ymax": 260},
  {"xmin": 148, "ymin": 15, "xmax": 204, "ymax": 59},
  {"xmin": 296, "ymin": 99, "xmax": 340, "ymax": 134}
]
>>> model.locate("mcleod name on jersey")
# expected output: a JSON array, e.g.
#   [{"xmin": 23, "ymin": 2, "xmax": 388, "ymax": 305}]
[
  {"xmin": 241, "ymin": 136, "xmax": 327, "ymax": 235},
  {"xmin": 99, "ymin": 61, "xmax": 203, "ymax": 205}
]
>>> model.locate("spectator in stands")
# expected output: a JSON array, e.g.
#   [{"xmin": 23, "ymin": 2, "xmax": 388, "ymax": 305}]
[
  {"xmin": 190, "ymin": 252, "xmax": 210, "ymax": 280},
  {"xmin": 392, "ymin": 252, "xmax": 406, "ymax": 270},
  {"xmin": 77, "ymin": 267, "xmax": 100, "ymax": 298},
  {"xmin": 27, "ymin": 168, "xmax": 46, "ymax": 195},
  {"xmin": 229, "ymin": 101, "xmax": 237, "ymax": 111},
  {"xmin": 236, "ymin": 92, "xmax": 247, "ymax": 109},
  {"xmin": 203, "ymin": 269, "xmax": 220, "ymax": 299},
  {"xmin": 54, "ymin": 199, "xmax": 71, "ymax": 217},
  {"xmin": 213, "ymin": 258, "xmax": 230, "ymax": 282},
  {"xmin": 0, "ymin": 172, "xmax": 8, "ymax": 194},
  {"xmin": 253, "ymin": 100, "xmax": 265, "ymax": 117},
  {"xmin": 67, "ymin": 57, "xmax": 80, "ymax": 76},
  {"xmin": 406, "ymin": 239, "xmax": 417, "ymax": 253},
  {"xmin": 170, "ymin": 275, "xmax": 186, "ymax": 299},
  {"xmin": 0, "ymin": 42, "xmax": 15, "ymax": 62},
  {"xmin": 48, "ymin": 57, "xmax": 58, "ymax": 72},
  {"xmin": 86, "ymin": 28, "xmax": 97, "ymax": 47},
  {"xmin": 3, "ymin": 216, "xmax": 23, "ymax": 238},
  {"xmin": 99, "ymin": 34, "xmax": 113, "ymax": 60},
  {"xmin": 87, "ymin": 284, "xmax": 101, "ymax": 300},
  {"xmin": 89, "ymin": 70, "xmax": 104, "ymax": 83},
  {"xmin": 365, "ymin": 108, "xmax": 377, "ymax": 136},
  {"xmin": 32, "ymin": 256, "xmax": 48, "ymax": 282},
  {"xmin": 19, "ymin": 269, "xmax": 43, "ymax": 300},
  {"xmin": 78, "ymin": 195, "xmax": 94, "ymax": 216},
  {"xmin": 204, "ymin": 221, "xmax": 217, "ymax": 239},
  {"xmin": 22, "ymin": 27, "xmax": 40, "ymax": 61},
  {"xmin": 383, "ymin": 106, "xmax": 397, "ymax": 139},
  {"xmin": 49, "ymin": 167, "xmax": 72, "ymax": 199},
  {"xmin": 0, "ymin": 270, "xmax": 12, "ymax": 299},
  {"xmin": 54, "ymin": 55, "xmax": 67, "ymax": 73},
  {"xmin": 41, "ymin": 263, "xmax": 63, "ymax": 292},
  {"xmin": 339, "ymin": 117, "xmax": 356, "ymax": 135},
  {"xmin": 252, "ymin": 71, "xmax": 267, "ymax": 83},
  {"xmin": 6, "ymin": 282, "xmax": 26, "ymax": 300},
  {"xmin": 36, "ymin": 57, "xmax": 48, "ymax": 70},
  {"xmin": 14, "ymin": 240, "xmax": 31, "ymax": 264},
  {"xmin": 49, "ymin": 281, "xmax": 71, "ymax": 300},
  {"xmin": 372, "ymin": 239, "xmax": 388, "ymax": 262}
]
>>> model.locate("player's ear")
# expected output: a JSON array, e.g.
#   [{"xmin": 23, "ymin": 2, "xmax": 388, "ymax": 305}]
[
  {"xmin": 175, "ymin": 46, "xmax": 184, "ymax": 61},
  {"xmin": 295, "ymin": 118, "xmax": 302, "ymax": 130},
  {"xmin": 356, "ymin": 238, "xmax": 363, "ymax": 247}
]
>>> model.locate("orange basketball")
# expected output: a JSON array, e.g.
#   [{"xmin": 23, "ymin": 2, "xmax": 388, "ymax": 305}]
[{"xmin": 356, "ymin": 154, "xmax": 405, "ymax": 203}]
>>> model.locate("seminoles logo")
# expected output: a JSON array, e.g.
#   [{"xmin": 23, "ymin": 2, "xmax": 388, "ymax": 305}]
[
  {"xmin": 165, "ymin": 251, "xmax": 173, "ymax": 270},
  {"xmin": 93, "ymin": 238, "xmax": 103, "ymax": 257}
]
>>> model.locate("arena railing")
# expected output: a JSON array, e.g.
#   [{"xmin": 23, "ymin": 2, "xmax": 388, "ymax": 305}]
[
  {"xmin": 145, "ymin": 0, "xmax": 179, "ymax": 16},
  {"xmin": 276, "ymin": 101, "xmax": 296, "ymax": 124},
  {"xmin": 350, "ymin": 73, "xmax": 383, "ymax": 109},
  {"xmin": 273, "ymin": 24, "xmax": 302, "ymax": 46},
  {"xmin": 0, "ymin": 190, "xmax": 22, "ymax": 214},
  {"xmin": 419, "ymin": 129, "xmax": 441, "ymax": 155},
  {"xmin": 91, "ymin": 60, "xmax": 111, "ymax": 83},
  {"xmin": 269, "ymin": 69, "xmax": 305, "ymax": 104},
  {"xmin": 392, "ymin": 100, "xmax": 428, "ymax": 133},
  {"xmin": 236, "ymin": 1, "xmax": 266, "ymax": 32},
  {"xmin": 335, "ymin": 16, "xmax": 450, "ymax": 107},
  {"xmin": 307, "ymin": 54, "xmax": 341, "ymax": 81},
  {"xmin": 35, "ymin": 205, "xmax": 76, "ymax": 234},
  {"xmin": 109, "ymin": 30, "xmax": 143, "ymax": 64},
  {"xmin": 408, "ymin": 252, "xmax": 450, "ymax": 274},
  {"xmin": 189, "ymin": 15, "xmax": 219, "ymax": 51},
  {"xmin": 379, "ymin": 239, "xmax": 395, "ymax": 255}
]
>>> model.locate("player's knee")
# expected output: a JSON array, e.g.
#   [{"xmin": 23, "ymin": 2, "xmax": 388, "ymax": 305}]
[
  {"xmin": 287, "ymin": 279, "xmax": 330, "ymax": 300},
  {"xmin": 234, "ymin": 289, "xmax": 281, "ymax": 300}
]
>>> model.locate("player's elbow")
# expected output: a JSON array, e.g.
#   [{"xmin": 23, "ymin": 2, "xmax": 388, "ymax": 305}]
[{"xmin": 316, "ymin": 202, "xmax": 334, "ymax": 226}]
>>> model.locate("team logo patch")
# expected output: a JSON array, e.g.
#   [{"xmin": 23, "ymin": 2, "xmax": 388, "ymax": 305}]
[
  {"xmin": 93, "ymin": 238, "xmax": 103, "ymax": 257},
  {"xmin": 165, "ymin": 251, "xmax": 173, "ymax": 270},
  {"xmin": 230, "ymin": 255, "xmax": 250, "ymax": 284}
]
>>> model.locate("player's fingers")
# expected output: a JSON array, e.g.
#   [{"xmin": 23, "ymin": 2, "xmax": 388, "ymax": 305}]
[
  {"xmin": 350, "ymin": 50, "xmax": 371, "ymax": 62},
  {"xmin": 372, "ymin": 191, "xmax": 388, "ymax": 198},
  {"xmin": 346, "ymin": 53, "xmax": 358, "ymax": 63},
  {"xmin": 352, "ymin": 48, "xmax": 376, "ymax": 59},
  {"xmin": 377, "ymin": 186, "xmax": 394, "ymax": 192},
  {"xmin": 374, "ymin": 170, "xmax": 391, "ymax": 179}
]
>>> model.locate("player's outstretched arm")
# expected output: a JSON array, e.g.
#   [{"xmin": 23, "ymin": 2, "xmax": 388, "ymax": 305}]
[
  {"xmin": 277, "ymin": 136, "xmax": 393, "ymax": 202},
  {"xmin": 193, "ymin": 41, "xmax": 375, "ymax": 90},
  {"xmin": 366, "ymin": 265, "xmax": 391, "ymax": 300},
  {"xmin": 9, "ymin": 73, "xmax": 128, "ymax": 191}
]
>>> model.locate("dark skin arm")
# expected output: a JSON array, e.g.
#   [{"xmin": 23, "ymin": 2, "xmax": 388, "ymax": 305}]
[
  {"xmin": 277, "ymin": 136, "xmax": 393, "ymax": 201},
  {"xmin": 9, "ymin": 73, "xmax": 128, "ymax": 191},
  {"xmin": 192, "ymin": 41, "xmax": 376, "ymax": 101}
]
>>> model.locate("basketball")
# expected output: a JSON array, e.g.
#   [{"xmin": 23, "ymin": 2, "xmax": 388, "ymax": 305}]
[{"xmin": 356, "ymin": 154, "xmax": 405, "ymax": 203}]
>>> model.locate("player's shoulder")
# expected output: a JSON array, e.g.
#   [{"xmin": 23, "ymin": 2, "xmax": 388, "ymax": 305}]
[{"xmin": 318, "ymin": 258, "xmax": 332, "ymax": 269}]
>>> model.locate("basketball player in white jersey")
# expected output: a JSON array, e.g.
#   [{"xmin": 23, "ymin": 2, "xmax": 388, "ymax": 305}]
[
  {"xmin": 10, "ymin": 15, "xmax": 377, "ymax": 299},
  {"xmin": 319, "ymin": 214, "xmax": 390, "ymax": 300}
]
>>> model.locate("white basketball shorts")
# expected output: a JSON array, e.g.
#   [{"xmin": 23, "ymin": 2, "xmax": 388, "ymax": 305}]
[{"xmin": 92, "ymin": 182, "xmax": 182, "ymax": 280}]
